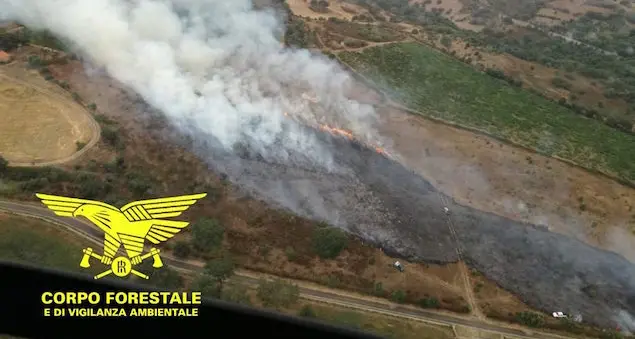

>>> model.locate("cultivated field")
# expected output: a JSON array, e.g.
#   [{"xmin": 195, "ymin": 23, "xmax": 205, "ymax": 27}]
[
  {"xmin": 339, "ymin": 42, "xmax": 635, "ymax": 185},
  {"xmin": 289, "ymin": 1, "xmax": 635, "ymax": 264},
  {"xmin": 0, "ymin": 61, "xmax": 97, "ymax": 166}
]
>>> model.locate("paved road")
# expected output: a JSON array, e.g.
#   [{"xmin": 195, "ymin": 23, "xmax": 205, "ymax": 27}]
[{"xmin": 0, "ymin": 200, "xmax": 576, "ymax": 339}]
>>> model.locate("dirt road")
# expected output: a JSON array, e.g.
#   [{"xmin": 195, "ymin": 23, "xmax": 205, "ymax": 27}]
[{"xmin": 0, "ymin": 199, "xmax": 576, "ymax": 339}]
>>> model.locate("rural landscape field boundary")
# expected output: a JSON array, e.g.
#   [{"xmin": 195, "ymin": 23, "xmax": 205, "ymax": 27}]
[
  {"xmin": 1, "ymin": 1, "xmax": 635, "ymax": 338},
  {"xmin": 0, "ymin": 70, "xmax": 101, "ymax": 168},
  {"xmin": 331, "ymin": 40, "xmax": 635, "ymax": 191}
]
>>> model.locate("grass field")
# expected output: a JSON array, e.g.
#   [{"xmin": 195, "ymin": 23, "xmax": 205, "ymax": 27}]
[
  {"xmin": 0, "ymin": 212, "xmax": 88, "ymax": 271},
  {"xmin": 339, "ymin": 42, "xmax": 635, "ymax": 184},
  {"xmin": 0, "ymin": 212, "xmax": 183, "ymax": 285},
  {"xmin": 290, "ymin": 303, "xmax": 456, "ymax": 339}
]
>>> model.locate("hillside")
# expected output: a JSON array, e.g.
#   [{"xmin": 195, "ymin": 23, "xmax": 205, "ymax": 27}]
[{"xmin": 2, "ymin": 0, "xmax": 635, "ymax": 336}]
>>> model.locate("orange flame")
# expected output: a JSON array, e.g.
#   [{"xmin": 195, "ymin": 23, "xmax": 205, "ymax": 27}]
[
  {"xmin": 318, "ymin": 124, "xmax": 354, "ymax": 140},
  {"xmin": 282, "ymin": 112, "xmax": 390, "ymax": 158},
  {"xmin": 319, "ymin": 123, "xmax": 390, "ymax": 157}
]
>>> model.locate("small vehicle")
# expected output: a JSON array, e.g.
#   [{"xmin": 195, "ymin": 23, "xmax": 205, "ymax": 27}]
[
  {"xmin": 552, "ymin": 311, "xmax": 567, "ymax": 318},
  {"xmin": 393, "ymin": 261, "xmax": 404, "ymax": 272},
  {"xmin": 443, "ymin": 207, "xmax": 450, "ymax": 215}
]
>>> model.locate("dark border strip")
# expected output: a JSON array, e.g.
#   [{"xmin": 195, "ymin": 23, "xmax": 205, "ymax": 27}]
[{"xmin": 0, "ymin": 260, "xmax": 382, "ymax": 339}]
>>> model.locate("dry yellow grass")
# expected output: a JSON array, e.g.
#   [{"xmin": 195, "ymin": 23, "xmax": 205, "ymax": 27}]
[{"xmin": 0, "ymin": 68, "xmax": 96, "ymax": 165}]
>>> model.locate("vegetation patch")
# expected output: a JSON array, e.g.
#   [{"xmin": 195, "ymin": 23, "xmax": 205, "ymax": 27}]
[
  {"xmin": 295, "ymin": 303, "xmax": 456, "ymax": 339},
  {"xmin": 324, "ymin": 18, "xmax": 403, "ymax": 42},
  {"xmin": 475, "ymin": 14, "xmax": 635, "ymax": 116},
  {"xmin": 339, "ymin": 42, "xmax": 635, "ymax": 184},
  {"xmin": 311, "ymin": 225, "xmax": 349, "ymax": 259},
  {"xmin": 0, "ymin": 214, "xmax": 86, "ymax": 271}
]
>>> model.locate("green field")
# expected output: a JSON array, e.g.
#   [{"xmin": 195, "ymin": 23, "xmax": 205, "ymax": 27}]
[
  {"xmin": 295, "ymin": 303, "xmax": 455, "ymax": 339},
  {"xmin": 0, "ymin": 213, "xmax": 183, "ymax": 287},
  {"xmin": 0, "ymin": 214, "xmax": 87, "ymax": 272},
  {"xmin": 339, "ymin": 43, "xmax": 635, "ymax": 184}
]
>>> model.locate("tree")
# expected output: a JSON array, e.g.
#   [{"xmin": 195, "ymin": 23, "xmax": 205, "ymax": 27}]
[
  {"xmin": 101, "ymin": 126, "xmax": 121, "ymax": 148},
  {"xmin": 515, "ymin": 311, "xmax": 545, "ymax": 328},
  {"xmin": 0, "ymin": 155, "xmax": 8, "ymax": 175},
  {"xmin": 221, "ymin": 285, "xmax": 251, "ymax": 306},
  {"xmin": 191, "ymin": 218, "xmax": 225, "ymax": 253},
  {"xmin": 418, "ymin": 296, "xmax": 439, "ymax": 308},
  {"xmin": 126, "ymin": 171, "xmax": 152, "ymax": 198},
  {"xmin": 191, "ymin": 274, "xmax": 221, "ymax": 298},
  {"xmin": 284, "ymin": 19, "xmax": 309, "ymax": 48},
  {"xmin": 256, "ymin": 278, "xmax": 299, "ymax": 310},
  {"xmin": 390, "ymin": 290, "xmax": 406, "ymax": 303},
  {"xmin": 136, "ymin": 262, "xmax": 183, "ymax": 290},
  {"xmin": 311, "ymin": 226, "xmax": 348, "ymax": 259},
  {"xmin": 75, "ymin": 172, "xmax": 110, "ymax": 200},
  {"xmin": 440, "ymin": 36, "xmax": 452, "ymax": 48},
  {"xmin": 298, "ymin": 305, "xmax": 316, "ymax": 318},
  {"xmin": 203, "ymin": 255, "xmax": 235, "ymax": 295},
  {"xmin": 173, "ymin": 241, "xmax": 191, "ymax": 259},
  {"xmin": 27, "ymin": 55, "xmax": 42, "ymax": 68}
]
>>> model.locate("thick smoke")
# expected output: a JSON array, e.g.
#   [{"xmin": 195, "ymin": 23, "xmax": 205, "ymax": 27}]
[{"xmin": 0, "ymin": 0, "xmax": 382, "ymax": 173}]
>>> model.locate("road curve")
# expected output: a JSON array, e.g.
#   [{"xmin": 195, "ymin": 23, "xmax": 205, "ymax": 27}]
[{"xmin": 0, "ymin": 200, "xmax": 576, "ymax": 339}]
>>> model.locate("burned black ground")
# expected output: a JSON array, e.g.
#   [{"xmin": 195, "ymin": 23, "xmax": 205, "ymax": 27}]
[{"xmin": 175, "ymin": 116, "xmax": 635, "ymax": 328}]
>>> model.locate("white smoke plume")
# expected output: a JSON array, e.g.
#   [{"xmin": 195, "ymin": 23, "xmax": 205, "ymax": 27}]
[
  {"xmin": 615, "ymin": 309, "xmax": 635, "ymax": 335},
  {"xmin": 0, "ymin": 0, "xmax": 381, "ymax": 172}
]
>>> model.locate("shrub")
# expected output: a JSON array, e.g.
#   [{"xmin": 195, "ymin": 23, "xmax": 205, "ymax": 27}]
[
  {"xmin": 173, "ymin": 241, "xmax": 191, "ymax": 259},
  {"xmin": 515, "ymin": 311, "xmax": 545, "ymax": 328},
  {"xmin": 101, "ymin": 126, "xmax": 121, "ymax": 148},
  {"xmin": 0, "ymin": 156, "xmax": 8, "ymax": 174},
  {"xmin": 311, "ymin": 225, "xmax": 348, "ymax": 259},
  {"xmin": 257, "ymin": 279, "xmax": 300, "ymax": 310},
  {"xmin": 298, "ymin": 305, "xmax": 316, "ymax": 317},
  {"xmin": 551, "ymin": 77, "xmax": 572, "ymax": 90},
  {"xmin": 390, "ymin": 290, "xmax": 406, "ymax": 303},
  {"xmin": 191, "ymin": 218, "xmax": 225, "ymax": 253},
  {"xmin": 418, "ymin": 297, "xmax": 440, "ymax": 308},
  {"xmin": 27, "ymin": 55, "xmax": 41, "ymax": 68}
]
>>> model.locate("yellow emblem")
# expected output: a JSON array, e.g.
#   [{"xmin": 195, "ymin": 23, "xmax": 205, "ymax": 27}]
[{"xmin": 35, "ymin": 193, "xmax": 207, "ymax": 280}]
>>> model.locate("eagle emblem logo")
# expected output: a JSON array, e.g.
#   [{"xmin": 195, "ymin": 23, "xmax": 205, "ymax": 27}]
[{"xmin": 35, "ymin": 193, "xmax": 207, "ymax": 280}]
